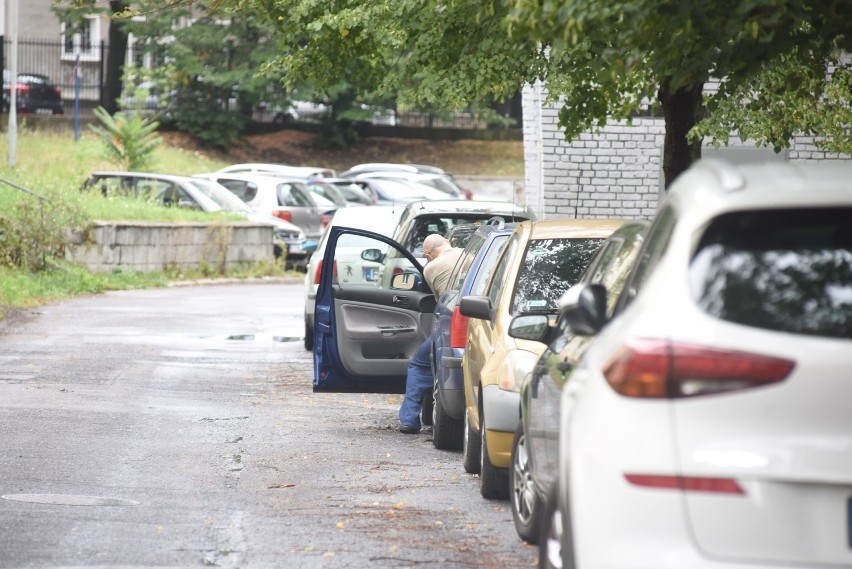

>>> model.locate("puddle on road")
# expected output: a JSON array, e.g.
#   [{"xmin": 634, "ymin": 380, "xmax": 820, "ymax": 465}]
[
  {"xmin": 1, "ymin": 494, "xmax": 139, "ymax": 506},
  {"xmin": 225, "ymin": 334, "xmax": 301, "ymax": 343}
]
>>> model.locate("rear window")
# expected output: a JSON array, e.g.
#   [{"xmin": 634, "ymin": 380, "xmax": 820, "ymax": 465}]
[
  {"xmin": 689, "ymin": 208, "xmax": 852, "ymax": 339},
  {"xmin": 511, "ymin": 238, "xmax": 604, "ymax": 315}
]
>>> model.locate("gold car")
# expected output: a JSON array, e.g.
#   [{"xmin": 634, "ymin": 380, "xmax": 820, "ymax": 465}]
[{"xmin": 458, "ymin": 219, "xmax": 624, "ymax": 498}]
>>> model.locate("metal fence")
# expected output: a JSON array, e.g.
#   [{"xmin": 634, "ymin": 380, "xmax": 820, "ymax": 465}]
[{"xmin": 2, "ymin": 36, "xmax": 522, "ymax": 131}]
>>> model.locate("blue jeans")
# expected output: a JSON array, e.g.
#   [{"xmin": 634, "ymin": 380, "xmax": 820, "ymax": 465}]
[{"xmin": 398, "ymin": 337, "xmax": 433, "ymax": 429}]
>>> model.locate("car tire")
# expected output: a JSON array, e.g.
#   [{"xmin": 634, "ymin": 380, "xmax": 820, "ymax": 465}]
[
  {"xmin": 432, "ymin": 382, "xmax": 463, "ymax": 450},
  {"xmin": 303, "ymin": 319, "xmax": 313, "ymax": 351},
  {"xmin": 479, "ymin": 414, "xmax": 509, "ymax": 500},
  {"xmin": 511, "ymin": 421, "xmax": 542, "ymax": 542},
  {"xmin": 539, "ymin": 485, "xmax": 563, "ymax": 569},
  {"xmin": 462, "ymin": 406, "xmax": 481, "ymax": 474}
]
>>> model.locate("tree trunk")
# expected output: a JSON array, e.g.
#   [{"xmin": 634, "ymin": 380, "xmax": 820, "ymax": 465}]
[
  {"xmin": 658, "ymin": 78, "xmax": 704, "ymax": 190},
  {"xmin": 103, "ymin": 1, "xmax": 130, "ymax": 114}
]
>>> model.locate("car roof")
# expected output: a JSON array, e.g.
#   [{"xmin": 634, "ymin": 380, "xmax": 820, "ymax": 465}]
[
  {"xmin": 522, "ymin": 218, "xmax": 626, "ymax": 239},
  {"xmin": 400, "ymin": 199, "xmax": 532, "ymax": 215},
  {"xmin": 195, "ymin": 172, "xmax": 308, "ymax": 185},
  {"xmin": 91, "ymin": 171, "xmax": 196, "ymax": 183}
]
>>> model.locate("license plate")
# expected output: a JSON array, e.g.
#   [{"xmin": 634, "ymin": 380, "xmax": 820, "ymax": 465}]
[
  {"xmin": 35, "ymin": 108, "xmax": 53, "ymax": 116},
  {"xmin": 364, "ymin": 267, "xmax": 377, "ymax": 281}
]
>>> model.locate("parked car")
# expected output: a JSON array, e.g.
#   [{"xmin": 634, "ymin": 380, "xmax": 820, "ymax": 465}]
[
  {"xmin": 347, "ymin": 177, "xmax": 451, "ymax": 205},
  {"xmin": 458, "ymin": 219, "xmax": 623, "ymax": 498},
  {"xmin": 306, "ymin": 178, "xmax": 371, "ymax": 206},
  {"xmin": 314, "ymin": 178, "xmax": 376, "ymax": 206},
  {"xmin": 216, "ymin": 163, "xmax": 337, "ymax": 179},
  {"xmin": 80, "ymin": 172, "xmax": 306, "ymax": 263},
  {"xmin": 542, "ymin": 159, "xmax": 852, "ymax": 569},
  {"xmin": 339, "ymin": 162, "xmax": 449, "ymax": 178},
  {"xmin": 2, "ymin": 71, "xmax": 64, "ymax": 115},
  {"xmin": 193, "ymin": 172, "xmax": 326, "ymax": 242},
  {"xmin": 302, "ymin": 205, "xmax": 405, "ymax": 350},
  {"xmin": 353, "ymin": 171, "xmax": 471, "ymax": 200},
  {"xmin": 430, "ymin": 218, "xmax": 518, "ymax": 451},
  {"xmin": 507, "ymin": 220, "xmax": 648, "ymax": 543},
  {"xmin": 381, "ymin": 199, "xmax": 537, "ymax": 288}
]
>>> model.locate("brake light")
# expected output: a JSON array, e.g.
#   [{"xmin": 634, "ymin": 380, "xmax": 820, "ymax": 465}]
[
  {"xmin": 53, "ymin": 87, "xmax": 61, "ymax": 97},
  {"xmin": 273, "ymin": 210, "xmax": 293, "ymax": 223},
  {"xmin": 625, "ymin": 474, "xmax": 744, "ymax": 495},
  {"xmin": 449, "ymin": 306, "xmax": 469, "ymax": 348},
  {"xmin": 603, "ymin": 339, "xmax": 794, "ymax": 398},
  {"xmin": 392, "ymin": 267, "xmax": 404, "ymax": 277},
  {"xmin": 314, "ymin": 260, "xmax": 323, "ymax": 285},
  {"xmin": 16, "ymin": 84, "xmax": 31, "ymax": 94},
  {"xmin": 321, "ymin": 212, "xmax": 334, "ymax": 228}
]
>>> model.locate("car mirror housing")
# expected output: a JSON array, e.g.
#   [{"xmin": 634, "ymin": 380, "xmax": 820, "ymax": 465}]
[
  {"xmin": 361, "ymin": 248, "xmax": 384, "ymax": 262},
  {"xmin": 302, "ymin": 240, "xmax": 318, "ymax": 254},
  {"xmin": 508, "ymin": 314, "xmax": 550, "ymax": 342},
  {"xmin": 459, "ymin": 295, "xmax": 494, "ymax": 321},
  {"xmin": 560, "ymin": 283, "xmax": 608, "ymax": 336},
  {"xmin": 390, "ymin": 272, "xmax": 420, "ymax": 291}
]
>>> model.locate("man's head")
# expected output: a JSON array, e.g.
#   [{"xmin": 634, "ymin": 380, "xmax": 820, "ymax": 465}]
[{"xmin": 423, "ymin": 234, "xmax": 450, "ymax": 263}]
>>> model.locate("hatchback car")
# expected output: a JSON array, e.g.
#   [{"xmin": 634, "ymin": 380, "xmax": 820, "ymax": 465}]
[
  {"xmin": 2, "ymin": 71, "xmax": 64, "ymax": 115},
  {"xmin": 459, "ymin": 219, "xmax": 623, "ymax": 498},
  {"xmin": 354, "ymin": 171, "xmax": 470, "ymax": 200},
  {"xmin": 507, "ymin": 220, "xmax": 648, "ymax": 543},
  {"xmin": 302, "ymin": 205, "xmax": 404, "ymax": 350},
  {"xmin": 430, "ymin": 219, "xmax": 517, "ymax": 451},
  {"xmin": 216, "ymin": 163, "xmax": 337, "ymax": 179},
  {"xmin": 81, "ymin": 172, "xmax": 305, "ymax": 262},
  {"xmin": 542, "ymin": 159, "xmax": 852, "ymax": 569},
  {"xmin": 194, "ymin": 172, "xmax": 326, "ymax": 243},
  {"xmin": 381, "ymin": 199, "xmax": 536, "ymax": 288}
]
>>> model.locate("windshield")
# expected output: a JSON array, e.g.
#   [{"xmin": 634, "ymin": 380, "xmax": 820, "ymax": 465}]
[{"xmin": 188, "ymin": 179, "xmax": 253, "ymax": 213}]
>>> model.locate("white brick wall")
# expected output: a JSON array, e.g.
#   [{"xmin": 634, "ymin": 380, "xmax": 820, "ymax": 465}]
[{"xmin": 523, "ymin": 85, "xmax": 852, "ymax": 221}]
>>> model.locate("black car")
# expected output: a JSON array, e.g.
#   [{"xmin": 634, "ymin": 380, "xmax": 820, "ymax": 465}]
[{"xmin": 2, "ymin": 72, "xmax": 65, "ymax": 115}]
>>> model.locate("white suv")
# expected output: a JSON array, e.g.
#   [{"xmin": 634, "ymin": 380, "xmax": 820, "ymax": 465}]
[{"xmin": 543, "ymin": 159, "xmax": 852, "ymax": 569}]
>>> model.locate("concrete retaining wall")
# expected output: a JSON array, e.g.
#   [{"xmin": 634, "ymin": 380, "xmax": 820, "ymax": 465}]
[{"xmin": 65, "ymin": 221, "xmax": 274, "ymax": 273}]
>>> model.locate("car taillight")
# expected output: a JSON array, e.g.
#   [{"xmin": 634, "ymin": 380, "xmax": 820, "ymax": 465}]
[
  {"xmin": 53, "ymin": 87, "xmax": 61, "ymax": 97},
  {"xmin": 625, "ymin": 474, "xmax": 745, "ymax": 495},
  {"xmin": 16, "ymin": 84, "xmax": 31, "ymax": 94},
  {"xmin": 321, "ymin": 212, "xmax": 333, "ymax": 228},
  {"xmin": 392, "ymin": 267, "xmax": 404, "ymax": 277},
  {"xmin": 314, "ymin": 259, "xmax": 323, "ymax": 285},
  {"xmin": 273, "ymin": 211, "xmax": 293, "ymax": 223},
  {"xmin": 464, "ymin": 190, "xmax": 473, "ymax": 200},
  {"xmin": 449, "ymin": 306, "xmax": 469, "ymax": 348},
  {"xmin": 603, "ymin": 339, "xmax": 794, "ymax": 398}
]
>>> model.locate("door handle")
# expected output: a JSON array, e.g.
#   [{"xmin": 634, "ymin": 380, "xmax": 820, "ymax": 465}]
[{"xmin": 392, "ymin": 295, "xmax": 409, "ymax": 305}]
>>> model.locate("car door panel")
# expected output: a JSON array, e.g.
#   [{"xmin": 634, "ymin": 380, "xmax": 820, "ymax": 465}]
[{"xmin": 314, "ymin": 227, "xmax": 430, "ymax": 393}]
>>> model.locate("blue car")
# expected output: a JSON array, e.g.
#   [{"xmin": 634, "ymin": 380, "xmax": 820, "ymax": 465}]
[
  {"xmin": 313, "ymin": 226, "xmax": 432, "ymax": 393},
  {"xmin": 428, "ymin": 220, "xmax": 516, "ymax": 450}
]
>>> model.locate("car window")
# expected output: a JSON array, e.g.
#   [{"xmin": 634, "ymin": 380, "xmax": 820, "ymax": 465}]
[
  {"xmin": 511, "ymin": 237, "xmax": 604, "ymax": 316},
  {"xmin": 218, "ymin": 179, "xmax": 258, "ymax": 202},
  {"xmin": 448, "ymin": 232, "xmax": 486, "ymax": 291},
  {"xmin": 277, "ymin": 183, "xmax": 315, "ymax": 207},
  {"xmin": 488, "ymin": 233, "xmax": 520, "ymax": 307},
  {"xmin": 470, "ymin": 235, "xmax": 510, "ymax": 296},
  {"xmin": 616, "ymin": 204, "xmax": 677, "ymax": 313},
  {"xmin": 400, "ymin": 215, "xmax": 513, "ymax": 257},
  {"xmin": 689, "ymin": 207, "xmax": 852, "ymax": 339}
]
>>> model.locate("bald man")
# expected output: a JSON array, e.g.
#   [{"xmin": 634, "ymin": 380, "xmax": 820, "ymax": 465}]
[{"xmin": 399, "ymin": 234, "xmax": 463, "ymax": 434}]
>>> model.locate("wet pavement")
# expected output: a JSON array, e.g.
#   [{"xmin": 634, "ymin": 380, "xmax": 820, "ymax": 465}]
[{"xmin": 0, "ymin": 282, "xmax": 536, "ymax": 568}]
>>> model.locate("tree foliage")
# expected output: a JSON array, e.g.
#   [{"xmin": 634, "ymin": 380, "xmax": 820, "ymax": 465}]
[{"xmin": 89, "ymin": 106, "xmax": 161, "ymax": 171}]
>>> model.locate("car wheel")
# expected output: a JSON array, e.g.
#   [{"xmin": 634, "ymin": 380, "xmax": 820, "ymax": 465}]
[
  {"xmin": 432, "ymin": 382, "xmax": 463, "ymax": 450},
  {"xmin": 479, "ymin": 414, "xmax": 509, "ymax": 499},
  {"xmin": 303, "ymin": 319, "xmax": 313, "ymax": 351},
  {"xmin": 511, "ymin": 421, "xmax": 542, "ymax": 542},
  {"xmin": 462, "ymin": 406, "xmax": 481, "ymax": 474},
  {"xmin": 539, "ymin": 486, "xmax": 563, "ymax": 569}
]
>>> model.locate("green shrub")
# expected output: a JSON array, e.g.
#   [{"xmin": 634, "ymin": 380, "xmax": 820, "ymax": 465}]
[{"xmin": 89, "ymin": 106, "xmax": 162, "ymax": 171}]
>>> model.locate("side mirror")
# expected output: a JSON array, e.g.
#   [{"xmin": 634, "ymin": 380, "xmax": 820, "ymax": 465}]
[
  {"xmin": 559, "ymin": 283, "xmax": 608, "ymax": 336},
  {"xmin": 390, "ymin": 272, "xmax": 418, "ymax": 291},
  {"xmin": 459, "ymin": 295, "xmax": 494, "ymax": 321},
  {"xmin": 508, "ymin": 314, "xmax": 550, "ymax": 342},
  {"xmin": 302, "ymin": 240, "xmax": 318, "ymax": 254},
  {"xmin": 361, "ymin": 248, "xmax": 384, "ymax": 262}
]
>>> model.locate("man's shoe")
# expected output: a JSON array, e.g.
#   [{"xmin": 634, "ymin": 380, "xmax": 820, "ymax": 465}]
[{"xmin": 399, "ymin": 424, "xmax": 420, "ymax": 434}]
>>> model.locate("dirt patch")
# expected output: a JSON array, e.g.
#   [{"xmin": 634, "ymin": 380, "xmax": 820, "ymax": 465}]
[{"xmin": 161, "ymin": 128, "xmax": 524, "ymax": 177}]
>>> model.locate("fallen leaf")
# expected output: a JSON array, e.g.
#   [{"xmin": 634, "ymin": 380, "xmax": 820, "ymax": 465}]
[
  {"xmin": 324, "ymin": 551, "xmax": 335, "ymax": 557},
  {"xmin": 393, "ymin": 500, "xmax": 406, "ymax": 509},
  {"xmin": 268, "ymin": 483, "xmax": 296, "ymax": 489},
  {"xmin": 388, "ymin": 545, "xmax": 398, "ymax": 553},
  {"xmin": 336, "ymin": 521, "xmax": 346, "ymax": 529}
]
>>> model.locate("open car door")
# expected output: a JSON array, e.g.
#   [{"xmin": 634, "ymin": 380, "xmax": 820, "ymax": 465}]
[{"xmin": 313, "ymin": 227, "xmax": 436, "ymax": 393}]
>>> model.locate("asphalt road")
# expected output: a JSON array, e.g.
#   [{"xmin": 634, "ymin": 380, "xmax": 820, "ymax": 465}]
[{"xmin": 0, "ymin": 281, "xmax": 537, "ymax": 568}]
